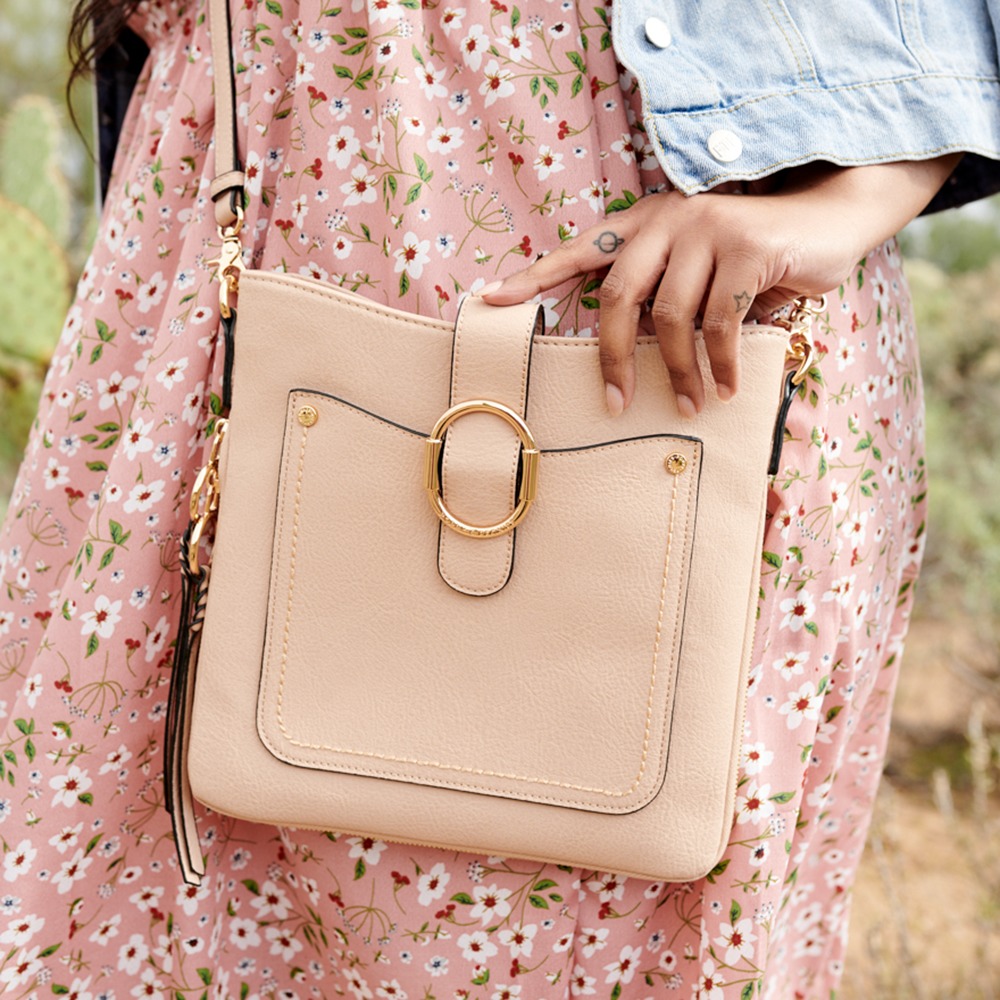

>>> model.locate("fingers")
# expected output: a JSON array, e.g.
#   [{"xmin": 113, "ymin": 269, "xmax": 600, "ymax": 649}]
[
  {"xmin": 697, "ymin": 263, "xmax": 760, "ymax": 400},
  {"xmin": 648, "ymin": 250, "xmax": 713, "ymax": 415},
  {"xmin": 595, "ymin": 233, "xmax": 671, "ymax": 413},
  {"xmin": 478, "ymin": 216, "xmax": 640, "ymax": 305}
]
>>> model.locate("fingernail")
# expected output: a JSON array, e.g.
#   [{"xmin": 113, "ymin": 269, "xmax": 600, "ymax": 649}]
[
  {"xmin": 605, "ymin": 383, "xmax": 624, "ymax": 417},
  {"xmin": 676, "ymin": 394, "xmax": 697, "ymax": 419},
  {"xmin": 478, "ymin": 280, "xmax": 503, "ymax": 296},
  {"xmin": 716, "ymin": 384, "xmax": 733, "ymax": 402}
]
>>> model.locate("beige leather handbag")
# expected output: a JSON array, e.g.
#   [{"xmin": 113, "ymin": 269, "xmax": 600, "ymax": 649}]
[{"xmin": 163, "ymin": 0, "xmax": 821, "ymax": 888}]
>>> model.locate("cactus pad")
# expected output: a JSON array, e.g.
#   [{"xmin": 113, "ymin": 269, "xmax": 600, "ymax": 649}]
[
  {"xmin": 0, "ymin": 94, "xmax": 71, "ymax": 245},
  {"xmin": 0, "ymin": 194, "xmax": 71, "ymax": 365}
]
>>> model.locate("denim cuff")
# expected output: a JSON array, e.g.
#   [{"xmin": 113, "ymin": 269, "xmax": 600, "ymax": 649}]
[{"xmin": 641, "ymin": 71, "xmax": 1000, "ymax": 215}]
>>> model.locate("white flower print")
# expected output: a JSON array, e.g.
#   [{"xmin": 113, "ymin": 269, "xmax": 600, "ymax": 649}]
[
  {"xmin": 144, "ymin": 614, "xmax": 170, "ymax": 663},
  {"xmin": 570, "ymin": 964, "xmax": 596, "ymax": 996},
  {"xmin": 2, "ymin": 840, "xmax": 36, "ymax": 882},
  {"xmin": 580, "ymin": 178, "xmax": 609, "ymax": 212},
  {"xmin": 49, "ymin": 766, "xmax": 92, "ymax": 808},
  {"xmin": 468, "ymin": 883, "xmax": 512, "ymax": 925},
  {"xmin": 22, "ymin": 673, "xmax": 43, "ymax": 709},
  {"xmin": 80, "ymin": 596, "xmax": 122, "ymax": 639},
  {"xmin": 368, "ymin": 0, "xmax": 402, "ymax": 23},
  {"xmin": 587, "ymin": 872, "xmax": 627, "ymax": 902},
  {"xmin": 331, "ymin": 233, "xmax": 353, "ymax": 258},
  {"xmin": 716, "ymin": 918, "xmax": 757, "ymax": 964},
  {"xmin": 0, "ymin": 913, "xmax": 44, "ymax": 947},
  {"xmin": 416, "ymin": 862, "xmax": 450, "ymax": 906},
  {"xmin": 779, "ymin": 681, "xmax": 822, "ymax": 730},
  {"xmin": 498, "ymin": 922, "xmax": 536, "ymax": 958},
  {"xmin": 229, "ymin": 918, "xmax": 261, "ymax": 950},
  {"xmin": 341, "ymin": 163, "xmax": 378, "ymax": 205},
  {"xmin": 610, "ymin": 132, "xmax": 637, "ymax": 164},
  {"xmin": 123, "ymin": 480, "xmax": 165, "ymax": 514},
  {"xmin": 603, "ymin": 943, "xmax": 642, "ymax": 985},
  {"xmin": 533, "ymin": 144, "xmax": 565, "ymax": 180},
  {"xmin": 480, "ymin": 59, "xmax": 515, "ymax": 107},
  {"xmin": 89, "ymin": 913, "xmax": 122, "ymax": 945},
  {"xmin": 440, "ymin": 6, "xmax": 465, "ymax": 33},
  {"xmin": 457, "ymin": 929, "xmax": 497, "ymax": 963},
  {"xmin": 578, "ymin": 926, "xmax": 609, "ymax": 957},
  {"xmin": 99, "ymin": 744, "xmax": 133, "ymax": 775},
  {"xmin": 328, "ymin": 125, "xmax": 361, "ymax": 169},
  {"xmin": 490, "ymin": 987, "xmax": 520, "ymax": 1000},
  {"xmin": 374, "ymin": 38, "xmax": 397, "ymax": 61},
  {"xmin": 136, "ymin": 271, "xmax": 167, "ymax": 313},
  {"xmin": 460, "ymin": 23, "xmax": 489, "ymax": 70},
  {"xmin": 417, "ymin": 60, "xmax": 448, "ymax": 101},
  {"xmin": 742, "ymin": 741, "xmax": 774, "ymax": 775},
  {"xmin": 402, "ymin": 115, "xmax": 425, "ymax": 136},
  {"xmin": 266, "ymin": 924, "xmax": 303, "ymax": 962},
  {"xmin": 499, "ymin": 24, "xmax": 533, "ymax": 61},
  {"xmin": 0, "ymin": 945, "xmax": 43, "ymax": 988},
  {"xmin": 844, "ymin": 509, "xmax": 868, "ymax": 546},
  {"xmin": 735, "ymin": 780, "xmax": 776, "ymax": 825},
  {"xmin": 155, "ymin": 356, "xmax": 188, "ymax": 390},
  {"xmin": 122, "ymin": 417, "xmax": 154, "ymax": 461},
  {"xmin": 52, "ymin": 849, "xmax": 91, "ymax": 895},
  {"xmin": 250, "ymin": 880, "xmax": 292, "ymax": 919},
  {"xmin": 695, "ymin": 958, "xmax": 726, "ymax": 1000},
  {"xmin": 779, "ymin": 589, "xmax": 815, "ymax": 632},
  {"xmin": 42, "ymin": 457, "xmax": 70, "ymax": 491},
  {"xmin": 49, "ymin": 823, "xmax": 83, "ymax": 854},
  {"xmin": 393, "ymin": 232, "xmax": 431, "ymax": 278},
  {"xmin": 117, "ymin": 933, "xmax": 149, "ymax": 975},
  {"xmin": 97, "ymin": 370, "xmax": 139, "ymax": 410},
  {"xmin": 427, "ymin": 125, "xmax": 463, "ymax": 154},
  {"xmin": 346, "ymin": 836, "xmax": 388, "ymax": 865},
  {"xmin": 772, "ymin": 649, "xmax": 809, "ymax": 679}
]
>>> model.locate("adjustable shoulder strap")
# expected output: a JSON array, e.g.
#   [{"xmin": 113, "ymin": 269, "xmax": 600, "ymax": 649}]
[{"xmin": 207, "ymin": 0, "xmax": 245, "ymax": 229}]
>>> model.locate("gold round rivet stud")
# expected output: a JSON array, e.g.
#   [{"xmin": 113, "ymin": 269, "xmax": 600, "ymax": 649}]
[
  {"xmin": 297, "ymin": 405, "xmax": 319, "ymax": 428},
  {"xmin": 664, "ymin": 452, "xmax": 687, "ymax": 475}
]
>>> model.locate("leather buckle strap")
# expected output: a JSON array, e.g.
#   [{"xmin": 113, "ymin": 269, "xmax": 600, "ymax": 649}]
[{"xmin": 435, "ymin": 297, "xmax": 543, "ymax": 597}]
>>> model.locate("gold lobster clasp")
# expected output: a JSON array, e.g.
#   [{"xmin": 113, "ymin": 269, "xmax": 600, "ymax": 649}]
[
  {"xmin": 776, "ymin": 295, "xmax": 826, "ymax": 386},
  {"xmin": 207, "ymin": 205, "xmax": 246, "ymax": 319}
]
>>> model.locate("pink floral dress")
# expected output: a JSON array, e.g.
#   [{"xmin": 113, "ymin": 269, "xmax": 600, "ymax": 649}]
[{"xmin": 0, "ymin": 0, "xmax": 926, "ymax": 997}]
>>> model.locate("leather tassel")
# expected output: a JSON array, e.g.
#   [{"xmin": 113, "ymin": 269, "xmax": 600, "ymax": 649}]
[{"xmin": 164, "ymin": 525, "xmax": 210, "ymax": 886}]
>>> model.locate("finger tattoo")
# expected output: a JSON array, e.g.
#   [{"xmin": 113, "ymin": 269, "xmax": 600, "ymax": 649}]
[
  {"xmin": 593, "ymin": 231, "xmax": 625, "ymax": 253},
  {"xmin": 733, "ymin": 290, "xmax": 752, "ymax": 311}
]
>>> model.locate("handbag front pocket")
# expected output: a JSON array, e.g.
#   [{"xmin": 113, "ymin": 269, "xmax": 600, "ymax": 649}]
[{"xmin": 257, "ymin": 389, "xmax": 702, "ymax": 815}]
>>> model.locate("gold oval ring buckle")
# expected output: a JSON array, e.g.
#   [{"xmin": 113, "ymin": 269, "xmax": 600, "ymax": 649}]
[{"xmin": 424, "ymin": 400, "xmax": 540, "ymax": 539}]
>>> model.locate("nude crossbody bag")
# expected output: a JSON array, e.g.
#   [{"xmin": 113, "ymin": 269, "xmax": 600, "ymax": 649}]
[{"xmin": 163, "ymin": 0, "xmax": 822, "ymax": 887}]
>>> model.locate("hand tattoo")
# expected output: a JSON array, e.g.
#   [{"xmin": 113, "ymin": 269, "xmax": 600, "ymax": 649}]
[
  {"xmin": 593, "ymin": 231, "xmax": 625, "ymax": 254},
  {"xmin": 733, "ymin": 290, "xmax": 752, "ymax": 311}
]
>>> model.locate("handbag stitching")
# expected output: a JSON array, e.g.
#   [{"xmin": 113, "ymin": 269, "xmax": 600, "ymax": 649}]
[{"xmin": 258, "ymin": 391, "xmax": 700, "ymax": 806}]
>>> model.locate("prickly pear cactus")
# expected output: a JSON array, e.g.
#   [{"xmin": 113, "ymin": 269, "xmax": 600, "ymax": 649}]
[
  {"xmin": 0, "ymin": 94, "xmax": 71, "ymax": 246},
  {"xmin": 0, "ymin": 194, "xmax": 71, "ymax": 365}
]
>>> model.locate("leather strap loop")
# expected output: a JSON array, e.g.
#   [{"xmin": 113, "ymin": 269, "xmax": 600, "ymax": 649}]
[{"xmin": 436, "ymin": 296, "xmax": 543, "ymax": 596}]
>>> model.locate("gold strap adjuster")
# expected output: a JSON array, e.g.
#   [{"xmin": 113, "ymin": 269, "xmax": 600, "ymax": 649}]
[{"xmin": 424, "ymin": 400, "xmax": 540, "ymax": 539}]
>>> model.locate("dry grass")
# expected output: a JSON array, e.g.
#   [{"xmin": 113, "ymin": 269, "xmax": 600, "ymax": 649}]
[{"xmin": 844, "ymin": 616, "xmax": 1000, "ymax": 999}]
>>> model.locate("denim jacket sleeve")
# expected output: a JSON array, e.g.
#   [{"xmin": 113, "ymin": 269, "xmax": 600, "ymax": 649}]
[{"xmin": 612, "ymin": 0, "xmax": 1000, "ymax": 213}]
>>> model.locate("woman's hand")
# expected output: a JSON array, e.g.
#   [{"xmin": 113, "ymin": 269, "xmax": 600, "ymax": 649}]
[{"xmin": 477, "ymin": 156, "xmax": 961, "ymax": 416}]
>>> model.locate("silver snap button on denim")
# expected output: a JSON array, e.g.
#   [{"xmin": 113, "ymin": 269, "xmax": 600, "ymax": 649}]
[
  {"xmin": 644, "ymin": 16, "xmax": 672, "ymax": 48},
  {"xmin": 707, "ymin": 129, "xmax": 743, "ymax": 162}
]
